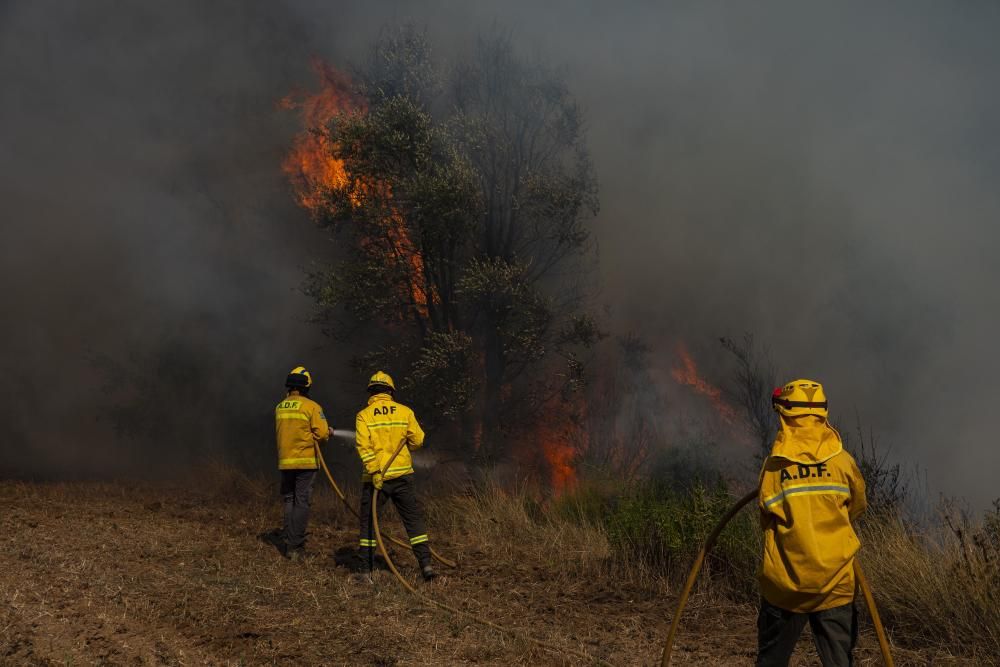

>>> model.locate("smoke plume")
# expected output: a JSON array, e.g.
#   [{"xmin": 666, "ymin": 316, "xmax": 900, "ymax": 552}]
[{"xmin": 3, "ymin": 2, "xmax": 999, "ymax": 506}]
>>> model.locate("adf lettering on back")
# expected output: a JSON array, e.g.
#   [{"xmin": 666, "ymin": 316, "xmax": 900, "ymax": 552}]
[{"xmin": 779, "ymin": 462, "xmax": 831, "ymax": 482}]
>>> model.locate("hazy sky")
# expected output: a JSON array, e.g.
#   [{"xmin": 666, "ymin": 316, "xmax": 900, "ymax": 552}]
[{"xmin": 3, "ymin": 2, "xmax": 998, "ymax": 506}]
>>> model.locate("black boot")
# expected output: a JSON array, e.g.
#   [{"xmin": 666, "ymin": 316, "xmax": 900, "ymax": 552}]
[
  {"xmin": 260, "ymin": 529, "xmax": 287, "ymax": 557},
  {"xmin": 421, "ymin": 565, "xmax": 437, "ymax": 581}
]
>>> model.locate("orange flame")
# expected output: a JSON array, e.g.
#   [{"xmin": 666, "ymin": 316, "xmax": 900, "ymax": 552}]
[
  {"xmin": 385, "ymin": 210, "xmax": 430, "ymax": 312},
  {"xmin": 544, "ymin": 440, "xmax": 577, "ymax": 495},
  {"xmin": 281, "ymin": 59, "xmax": 430, "ymax": 315},
  {"xmin": 671, "ymin": 342, "xmax": 737, "ymax": 422},
  {"xmin": 535, "ymin": 394, "xmax": 585, "ymax": 495},
  {"xmin": 280, "ymin": 58, "xmax": 363, "ymax": 212}
]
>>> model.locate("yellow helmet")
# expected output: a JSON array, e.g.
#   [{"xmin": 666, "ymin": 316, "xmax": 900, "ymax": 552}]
[
  {"xmin": 772, "ymin": 379, "xmax": 828, "ymax": 418},
  {"xmin": 367, "ymin": 370, "xmax": 395, "ymax": 393},
  {"xmin": 286, "ymin": 365, "xmax": 313, "ymax": 389}
]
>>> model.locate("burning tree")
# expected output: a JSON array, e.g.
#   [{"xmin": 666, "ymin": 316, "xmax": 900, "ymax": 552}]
[{"xmin": 284, "ymin": 27, "xmax": 599, "ymax": 472}]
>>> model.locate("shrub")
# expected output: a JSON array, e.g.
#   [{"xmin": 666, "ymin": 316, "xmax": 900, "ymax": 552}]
[{"xmin": 555, "ymin": 477, "xmax": 760, "ymax": 599}]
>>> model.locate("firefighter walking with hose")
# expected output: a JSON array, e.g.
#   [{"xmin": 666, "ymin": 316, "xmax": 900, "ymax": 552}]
[
  {"xmin": 354, "ymin": 371, "xmax": 437, "ymax": 583},
  {"xmin": 756, "ymin": 379, "xmax": 868, "ymax": 666}
]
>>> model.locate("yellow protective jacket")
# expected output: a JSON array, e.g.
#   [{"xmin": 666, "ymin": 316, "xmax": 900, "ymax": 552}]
[
  {"xmin": 274, "ymin": 392, "xmax": 330, "ymax": 470},
  {"xmin": 355, "ymin": 393, "xmax": 424, "ymax": 482},
  {"xmin": 758, "ymin": 416, "xmax": 867, "ymax": 612}
]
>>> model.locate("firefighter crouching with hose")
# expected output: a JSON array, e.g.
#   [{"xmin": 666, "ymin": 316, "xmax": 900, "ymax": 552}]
[
  {"xmin": 355, "ymin": 371, "xmax": 437, "ymax": 583},
  {"xmin": 757, "ymin": 379, "xmax": 867, "ymax": 667},
  {"xmin": 272, "ymin": 366, "xmax": 332, "ymax": 561}
]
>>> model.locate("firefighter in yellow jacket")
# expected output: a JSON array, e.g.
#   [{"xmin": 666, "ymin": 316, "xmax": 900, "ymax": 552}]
[
  {"xmin": 274, "ymin": 366, "xmax": 331, "ymax": 560},
  {"xmin": 355, "ymin": 371, "xmax": 436, "ymax": 582},
  {"xmin": 757, "ymin": 379, "xmax": 867, "ymax": 667}
]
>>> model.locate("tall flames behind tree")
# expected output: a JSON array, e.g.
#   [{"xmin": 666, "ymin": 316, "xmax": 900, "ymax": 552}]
[
  {"xmin": 280, "ymin": 29, "xmax": 601, "ymax": 492},
  {"xmin": 280, "ymin": 45, "xmax": 735, "ymax": 494},
  {"xmin": 280, "ymin": 60, "xmax": 430, "ymax": 316},
  {"xmin": 280, "ymin": 58, "xmax": 361, "ymax": 212}
]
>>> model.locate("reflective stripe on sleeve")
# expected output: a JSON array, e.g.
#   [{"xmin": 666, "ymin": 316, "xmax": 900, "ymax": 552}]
[
  {"xmin": 763, "ymin": 483, "xmax": 850, "ymax": 508},
  {"xmin": 360, "ymin": 453, "xmax": 377, "ymax": 461}
]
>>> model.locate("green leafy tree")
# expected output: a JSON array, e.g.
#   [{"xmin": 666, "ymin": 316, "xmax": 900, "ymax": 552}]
[{"xmin": 302, "ymin": 26, "xmax": 599, "ymax": 464}]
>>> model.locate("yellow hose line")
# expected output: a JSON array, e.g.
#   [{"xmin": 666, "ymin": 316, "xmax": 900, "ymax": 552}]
[
  {"xmin": 316, "ymin": 445, "xmax": 456, "ymax": 568},
  {"xmin": 659, "ymin": 489, "xmax": 894, "ymax": 667},
  {"xmin": 855, "ymin": 560, "xmax": 895, "ymax": 667},
  {"xmin": 372, "ymin": 442, "xmax": 613, "ymax": 667},
  {"xmin": 660, "ymin": 490, "xmax": 757, "ymax": 667}
]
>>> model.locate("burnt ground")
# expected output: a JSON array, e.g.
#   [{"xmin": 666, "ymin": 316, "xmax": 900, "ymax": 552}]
[{"xmin": 0, "ymin": 479, "xmax": 977, "ymax": 666}]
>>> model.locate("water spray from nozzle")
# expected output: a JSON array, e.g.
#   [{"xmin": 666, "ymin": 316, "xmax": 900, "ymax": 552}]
[{"xmin": 331, "ymin": 429, "xmax": 356, "ymax": 440}]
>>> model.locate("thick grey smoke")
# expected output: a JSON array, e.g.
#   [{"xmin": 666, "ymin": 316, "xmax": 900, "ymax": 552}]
[
  {"xmin": 3, "ymin": 2, "xmax": 998, "ymax": 506},
  {"xmin": 0, "ymin": 2, "xmax": 339, "ymax": 476}
]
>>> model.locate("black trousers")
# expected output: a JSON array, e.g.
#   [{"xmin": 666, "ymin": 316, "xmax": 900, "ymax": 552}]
[
  {"xmin": 358, "ymin": 475, "xmax": 431, "ymax": 570},
  {"xmin": 280, "ymin": 469, "xmax": 316, "ymax": 550},
  {"xmin": 757, "ymin": 597, "xmax": 857, "ymax": 667}
]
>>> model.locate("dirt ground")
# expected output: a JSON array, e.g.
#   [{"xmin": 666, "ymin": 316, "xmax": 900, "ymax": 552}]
[{"xmin": 0, "ymin": 480, "xmax": 979, "ymax": 666}]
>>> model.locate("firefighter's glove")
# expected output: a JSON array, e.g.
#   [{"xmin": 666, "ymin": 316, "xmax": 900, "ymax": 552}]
[{"xmin": 372, "ymin": 472, "xmax": 384, "ymax": 490}]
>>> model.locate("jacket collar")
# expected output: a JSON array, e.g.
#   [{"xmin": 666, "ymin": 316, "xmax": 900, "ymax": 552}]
[{"xmin": 367, "ymin": 392, "xmax": 392, "ymax": 406}]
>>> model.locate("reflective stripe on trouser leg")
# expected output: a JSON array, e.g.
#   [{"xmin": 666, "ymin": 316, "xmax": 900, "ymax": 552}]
[
  {"xmin": 382, "ymin": 476, "xmax": 431, "ymax": 568},
  {"xmin": 358, "ymin": 482, "xmax": 387, "ymax": 570}
]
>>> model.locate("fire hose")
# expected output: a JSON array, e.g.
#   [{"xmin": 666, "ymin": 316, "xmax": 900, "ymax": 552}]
[
  {"xmin": 659, "ymin": 490, "xmax": 895, "ymax": 667},
  {"xmin": 315, "ymin": 444, "xmax": 456, "ymax": 568},
  {"xmin": 368, "ymin": 440, "xmax": 613, "ymax": 667},
  {"xmin": 321, "ymin": 437, "xmax": 890, "ymax": 665}
]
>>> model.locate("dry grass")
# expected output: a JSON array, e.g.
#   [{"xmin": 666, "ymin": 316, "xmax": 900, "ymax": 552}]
[
  {"xmin": 435, "ymin": 483, "xmax": 619, "ymax": 582},
  {"xmin": 0, "ymin": 476, "xmax": 674, "ymax": 666},
  {"xmin": 0, "ymin": 472, "xmax": 985, "ymax": 666},
  {"xmin": 860, "ymin": 509, "xmax": 1000, "ymax": 663}
]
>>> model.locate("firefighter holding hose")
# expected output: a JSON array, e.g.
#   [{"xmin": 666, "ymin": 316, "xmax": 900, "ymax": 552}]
[
  {"xmin": 273, "ymin": 365, "xmax": 331, "ymax": 561},
  {"xmin": 355, "ymin": 371, "xmax": 437, "ymax": 583},
  {"xmin": 757, "ymin": 379, "xmax": 868, "ymax": 667}
]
